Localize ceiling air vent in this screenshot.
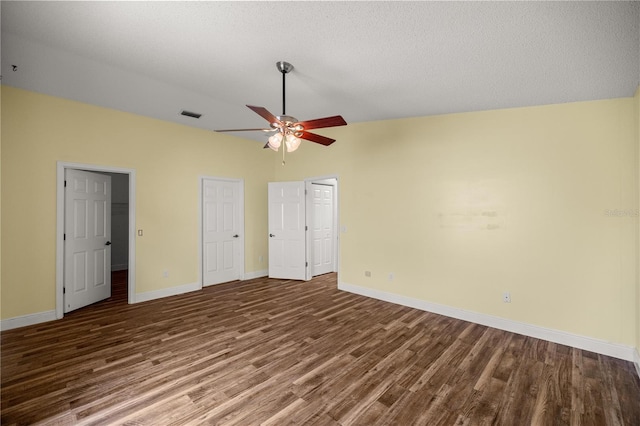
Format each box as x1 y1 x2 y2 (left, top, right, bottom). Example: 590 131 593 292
180 110 202 119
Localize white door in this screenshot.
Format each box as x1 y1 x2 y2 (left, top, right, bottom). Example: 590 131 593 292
268 181 306 280
203 179 242 286
311 183 335 276
64 169 111 313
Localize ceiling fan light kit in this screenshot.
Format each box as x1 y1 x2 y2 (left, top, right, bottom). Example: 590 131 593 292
215 61 347 164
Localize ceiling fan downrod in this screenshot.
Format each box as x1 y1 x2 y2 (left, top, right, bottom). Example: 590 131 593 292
276 61 293 116
276 61 293 165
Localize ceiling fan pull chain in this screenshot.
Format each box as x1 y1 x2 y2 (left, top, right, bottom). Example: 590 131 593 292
282 140 286 165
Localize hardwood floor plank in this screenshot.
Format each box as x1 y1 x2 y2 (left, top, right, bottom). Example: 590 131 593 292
375 385 435 425
473 332 512 392
407 331 470 392
583 376 608 425
495 350 545 424
259 397 307 426
2 271 639 425
598 355 626 426
530 363 564 425
334 347 419 424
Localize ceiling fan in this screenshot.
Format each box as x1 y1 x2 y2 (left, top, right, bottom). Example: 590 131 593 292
215 61 347 157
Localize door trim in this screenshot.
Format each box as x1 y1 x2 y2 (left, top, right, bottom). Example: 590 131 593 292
304 174 339 281
198 176 245 288
56 161 136 319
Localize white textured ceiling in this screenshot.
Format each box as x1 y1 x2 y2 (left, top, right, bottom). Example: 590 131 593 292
2 1 639 143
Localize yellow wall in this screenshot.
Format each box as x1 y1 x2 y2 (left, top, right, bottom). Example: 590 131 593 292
636 86 640 354
2 85 639 352
1 86 272 319
275 97 638 347
0 86 3 321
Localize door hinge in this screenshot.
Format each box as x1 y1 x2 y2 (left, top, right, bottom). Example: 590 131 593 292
64 180 67 187
305 225 308 231
63 287 66 294
305 189 307 195
305 262 308 267
63 233 66 241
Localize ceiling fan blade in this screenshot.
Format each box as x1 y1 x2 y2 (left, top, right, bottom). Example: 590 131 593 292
297 115 347 130
247 105 280 125
300 131 336 146
215 128 273 132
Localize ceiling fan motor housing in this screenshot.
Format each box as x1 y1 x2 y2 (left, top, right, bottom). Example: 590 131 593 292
272 115 303 136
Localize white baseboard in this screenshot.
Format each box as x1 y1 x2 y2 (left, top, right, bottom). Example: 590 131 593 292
1 275 252 331
1 310 57 331
634 348 640 379
338 281 637 363
243 269 268 280
134 281 200 304
111 264 128 271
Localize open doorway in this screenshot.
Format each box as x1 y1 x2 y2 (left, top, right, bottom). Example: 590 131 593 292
105 173 130 273
56 162 136 319
105 172 130 302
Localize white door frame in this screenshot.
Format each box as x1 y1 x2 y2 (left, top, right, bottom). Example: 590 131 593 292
56 161 136 319
199 176 245 287
304 175 339 281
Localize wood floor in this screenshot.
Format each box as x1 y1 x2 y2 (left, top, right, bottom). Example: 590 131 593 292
2 272 639 425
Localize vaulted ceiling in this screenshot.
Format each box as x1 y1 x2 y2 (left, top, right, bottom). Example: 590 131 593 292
2 1 638 143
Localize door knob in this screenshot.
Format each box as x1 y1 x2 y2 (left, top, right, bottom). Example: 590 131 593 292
233 234 239 238
269 234 275 237
105 241 112 246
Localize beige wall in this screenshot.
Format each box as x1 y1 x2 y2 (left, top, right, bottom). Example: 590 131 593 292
2 85 639 353
1 86 272 319
636 86 640 353
274 96 638 347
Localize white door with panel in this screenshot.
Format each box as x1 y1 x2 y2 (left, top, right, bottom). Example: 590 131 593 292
203 179 242 286
268 181 306 280
310 183 335 276
64 169 111 313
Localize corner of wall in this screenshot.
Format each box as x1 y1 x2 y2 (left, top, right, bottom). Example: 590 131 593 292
0 84 3 322
636 84 640 369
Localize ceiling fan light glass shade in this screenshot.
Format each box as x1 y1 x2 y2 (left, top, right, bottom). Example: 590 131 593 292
285 134 301 152
268 132 282 151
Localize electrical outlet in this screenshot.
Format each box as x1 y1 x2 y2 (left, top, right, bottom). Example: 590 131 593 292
364 271 371 277
388 272 394 281
502 292 511 303
163 270 169 278
259 255 263 263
